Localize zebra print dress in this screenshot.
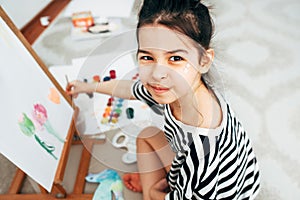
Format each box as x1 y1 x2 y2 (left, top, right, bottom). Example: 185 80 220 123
131 81 261 200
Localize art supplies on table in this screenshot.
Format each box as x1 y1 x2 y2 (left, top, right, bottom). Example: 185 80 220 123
64 0 135 18
71 17 124 41
72 11 94 28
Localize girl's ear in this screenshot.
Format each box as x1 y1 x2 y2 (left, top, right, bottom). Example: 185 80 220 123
199 48 214 74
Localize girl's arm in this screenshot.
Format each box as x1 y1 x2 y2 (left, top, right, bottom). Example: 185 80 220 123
66 79 136 100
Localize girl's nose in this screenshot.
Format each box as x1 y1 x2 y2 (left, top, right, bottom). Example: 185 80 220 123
151 63 168 81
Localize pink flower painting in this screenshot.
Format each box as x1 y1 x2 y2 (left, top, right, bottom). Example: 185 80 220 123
18 113 57 160
32 104 65 143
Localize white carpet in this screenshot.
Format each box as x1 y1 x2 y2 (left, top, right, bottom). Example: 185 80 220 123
209 0 300 199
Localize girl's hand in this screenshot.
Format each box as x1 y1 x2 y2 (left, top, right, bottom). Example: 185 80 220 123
150 178 169 200
65 80 96 98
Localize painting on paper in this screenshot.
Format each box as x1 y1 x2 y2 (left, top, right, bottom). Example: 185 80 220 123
0 15 73 191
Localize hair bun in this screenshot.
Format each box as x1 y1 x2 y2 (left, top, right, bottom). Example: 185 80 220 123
192 0 201 4
190 0 206 8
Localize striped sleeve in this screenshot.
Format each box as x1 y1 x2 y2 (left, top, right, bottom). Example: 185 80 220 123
131 81 164 115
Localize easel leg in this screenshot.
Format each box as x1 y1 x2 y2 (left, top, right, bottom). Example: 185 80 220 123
51 183 67 198
38 184 48 194
8 168 25 194
73 140 93 194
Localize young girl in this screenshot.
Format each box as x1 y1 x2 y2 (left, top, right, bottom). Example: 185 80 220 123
66 0 261 199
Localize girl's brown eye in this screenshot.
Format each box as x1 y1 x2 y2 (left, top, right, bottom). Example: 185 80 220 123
169 56 183 61
140 56 153 61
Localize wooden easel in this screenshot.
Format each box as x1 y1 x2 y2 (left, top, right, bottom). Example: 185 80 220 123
0 6 102 200
1 110 100 200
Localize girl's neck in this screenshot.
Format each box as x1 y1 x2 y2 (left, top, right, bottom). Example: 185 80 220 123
170 82 222 129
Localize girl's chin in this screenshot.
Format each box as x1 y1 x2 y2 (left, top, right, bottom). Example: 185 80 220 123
150 93 177 104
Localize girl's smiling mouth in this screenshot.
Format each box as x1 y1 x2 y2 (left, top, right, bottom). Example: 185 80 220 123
148 83 170 94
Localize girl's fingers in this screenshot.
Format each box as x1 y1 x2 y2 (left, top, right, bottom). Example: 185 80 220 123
66 88 78 99
65 83 74 93
65 81 78 97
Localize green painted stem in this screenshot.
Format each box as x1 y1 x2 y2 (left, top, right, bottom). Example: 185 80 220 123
34 134 58 160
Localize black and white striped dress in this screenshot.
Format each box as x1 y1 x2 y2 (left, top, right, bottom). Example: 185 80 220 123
131 81 261 200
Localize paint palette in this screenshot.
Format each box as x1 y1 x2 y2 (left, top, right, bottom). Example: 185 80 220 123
111 130 137 164
101 97 124 125
100 71 138 126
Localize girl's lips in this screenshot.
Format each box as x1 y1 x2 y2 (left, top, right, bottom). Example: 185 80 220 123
148 84 170 94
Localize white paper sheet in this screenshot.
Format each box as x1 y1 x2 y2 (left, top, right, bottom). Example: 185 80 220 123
0 17 73 192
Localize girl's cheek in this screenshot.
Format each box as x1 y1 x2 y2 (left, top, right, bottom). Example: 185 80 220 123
169 69 194 93
169 69 188 84
139 66 152 82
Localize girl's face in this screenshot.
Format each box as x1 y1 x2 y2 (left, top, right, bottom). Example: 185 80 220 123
137 25 204 104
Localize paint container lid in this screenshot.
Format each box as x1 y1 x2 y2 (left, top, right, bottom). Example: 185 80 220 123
103 76 111 81
126 107 134 119
109 70 116 79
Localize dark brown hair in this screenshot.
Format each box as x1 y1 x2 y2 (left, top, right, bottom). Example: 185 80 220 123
137 0 214 50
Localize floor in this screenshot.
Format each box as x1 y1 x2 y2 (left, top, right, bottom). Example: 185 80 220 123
0 155 36 194
1 0 300 199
